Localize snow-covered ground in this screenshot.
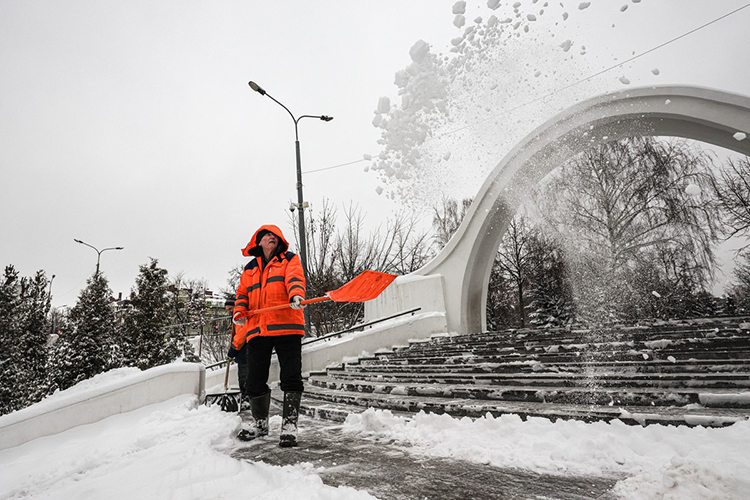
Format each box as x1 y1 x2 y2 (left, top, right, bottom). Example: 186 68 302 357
1 369 749 499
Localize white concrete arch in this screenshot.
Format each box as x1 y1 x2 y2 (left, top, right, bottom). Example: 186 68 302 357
365 85 750 334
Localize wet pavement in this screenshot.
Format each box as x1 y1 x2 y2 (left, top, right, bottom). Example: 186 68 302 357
232 415 620 500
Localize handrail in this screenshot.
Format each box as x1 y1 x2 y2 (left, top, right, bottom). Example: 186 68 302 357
205 359 226 371
202 307 422 370
302 308 422 346
165 315 231 331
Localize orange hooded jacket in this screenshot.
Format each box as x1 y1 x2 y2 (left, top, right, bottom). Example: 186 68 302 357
232 224 306 350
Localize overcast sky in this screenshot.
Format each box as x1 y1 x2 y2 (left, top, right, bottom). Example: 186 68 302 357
1 1 749 308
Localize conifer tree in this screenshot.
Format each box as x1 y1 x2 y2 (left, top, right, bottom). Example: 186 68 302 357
121 259 195 369
526 236 575 328
16 270 51 403
0 266 51 414
48 272 115 392
728 251 750 313
0 266 23 414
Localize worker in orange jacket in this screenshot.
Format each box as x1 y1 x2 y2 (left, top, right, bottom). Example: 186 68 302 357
229 224 306 447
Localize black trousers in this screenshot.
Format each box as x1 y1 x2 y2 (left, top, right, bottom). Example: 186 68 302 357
236 344 249 398
237 362 249 399
245 334 303 397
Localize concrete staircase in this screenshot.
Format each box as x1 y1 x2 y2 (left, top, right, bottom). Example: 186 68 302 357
299 317 750 427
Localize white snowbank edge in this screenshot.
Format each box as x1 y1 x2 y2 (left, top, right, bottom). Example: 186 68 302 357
0 362 205 451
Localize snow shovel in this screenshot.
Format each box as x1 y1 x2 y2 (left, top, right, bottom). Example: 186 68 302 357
235 270 397 318
204 360 240 412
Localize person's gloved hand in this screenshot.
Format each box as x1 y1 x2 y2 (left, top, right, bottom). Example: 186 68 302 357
227 346 238 361
232 312 246 325
290 295 304 310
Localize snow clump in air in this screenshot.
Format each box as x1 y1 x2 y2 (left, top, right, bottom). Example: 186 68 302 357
685 183 701 196
368 0 647 206
409 40 431 63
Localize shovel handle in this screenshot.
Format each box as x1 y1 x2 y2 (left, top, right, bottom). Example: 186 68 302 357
223 361 231 391
237 296 330 318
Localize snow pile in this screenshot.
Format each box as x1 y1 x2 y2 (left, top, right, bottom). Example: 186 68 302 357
39 367 142 403
343 408 750 499
368 0 651 206
0 396 375 500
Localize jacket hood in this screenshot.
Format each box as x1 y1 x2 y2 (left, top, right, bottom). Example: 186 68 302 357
241 224 290 257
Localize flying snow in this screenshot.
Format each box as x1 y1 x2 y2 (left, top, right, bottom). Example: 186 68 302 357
685 183 702 196
367 0 669 206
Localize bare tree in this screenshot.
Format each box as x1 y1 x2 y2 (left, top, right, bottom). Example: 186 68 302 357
542 138 719 272
304 200 351 336
712 156 750 242
219 264 244 298
432 197 473 250
535 137 721 321
292 201 433 336
495 217 538 328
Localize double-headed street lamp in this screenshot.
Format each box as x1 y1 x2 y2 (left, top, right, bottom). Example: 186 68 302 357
247 80 333 279
73 239 124 275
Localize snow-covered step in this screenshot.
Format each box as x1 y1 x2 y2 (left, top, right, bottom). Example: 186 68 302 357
301 383 750 428
361 348 750 368
412 330 748 352
378 335 750 358
426 322 750 347
306 375 750 409
346 358 750 375
314 369 750 390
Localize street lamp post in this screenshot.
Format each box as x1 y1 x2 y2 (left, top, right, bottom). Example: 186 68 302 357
247 80 333 279
73 239 124 275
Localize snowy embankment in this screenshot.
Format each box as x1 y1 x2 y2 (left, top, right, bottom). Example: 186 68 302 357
0 363 205 450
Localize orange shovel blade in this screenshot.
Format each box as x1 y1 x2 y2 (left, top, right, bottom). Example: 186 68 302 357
237 270 397 317
325 270 397 302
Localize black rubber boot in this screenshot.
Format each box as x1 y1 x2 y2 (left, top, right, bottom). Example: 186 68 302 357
279 391 302 448
238 363 250 410
238 391 270 441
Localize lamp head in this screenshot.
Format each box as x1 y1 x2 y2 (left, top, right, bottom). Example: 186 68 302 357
320 115 333 122
115 247 124 250
248 81 266 96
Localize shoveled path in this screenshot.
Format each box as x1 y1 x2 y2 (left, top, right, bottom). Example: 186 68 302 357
231 414 619 500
